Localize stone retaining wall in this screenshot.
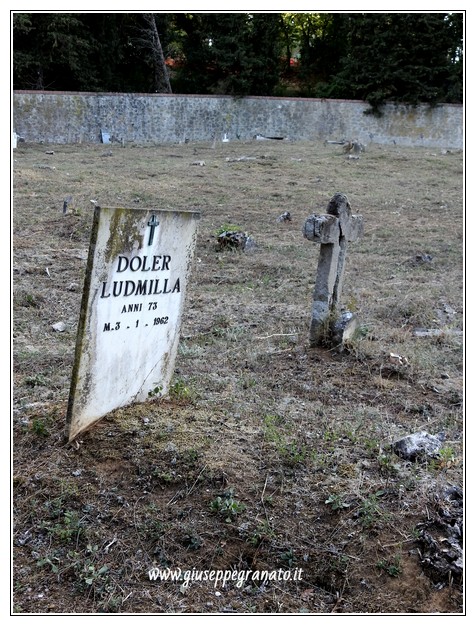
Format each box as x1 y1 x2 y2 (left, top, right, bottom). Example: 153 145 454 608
13 91 463 149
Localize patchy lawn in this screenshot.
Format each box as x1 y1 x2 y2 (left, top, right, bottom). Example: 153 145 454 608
12 139 463 614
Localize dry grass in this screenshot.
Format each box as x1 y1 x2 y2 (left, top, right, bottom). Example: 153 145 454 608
12 139 463 614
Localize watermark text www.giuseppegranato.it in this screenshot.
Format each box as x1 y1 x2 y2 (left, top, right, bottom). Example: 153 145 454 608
148 567 304 589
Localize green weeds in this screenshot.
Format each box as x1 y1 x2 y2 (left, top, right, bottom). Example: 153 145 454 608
358 492 387 529
210 490 246 522
169 377 197 402
262 414 313 467
325 493 351 512
377 554 402 577
41 509 85 543
215 223 242 236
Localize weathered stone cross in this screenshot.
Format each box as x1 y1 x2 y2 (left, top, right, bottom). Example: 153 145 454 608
303 192 364 346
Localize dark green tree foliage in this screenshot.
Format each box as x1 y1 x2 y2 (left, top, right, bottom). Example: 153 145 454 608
12 13 172 93
324 13 463 112
313 14 351 84
444 12 464 102
12 11 463 107
79 13 152 93
292 14 322 95
168 13 282 96
13 13 94 90
76 13 135 92
125 13 176 93
245 14 282 96
168 14 209 94
281 13 351 96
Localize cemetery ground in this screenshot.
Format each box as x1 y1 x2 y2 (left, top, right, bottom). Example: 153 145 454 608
12 138 463 614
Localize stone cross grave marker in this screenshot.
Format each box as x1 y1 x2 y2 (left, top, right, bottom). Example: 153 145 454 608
303 192 363 347
66 206 200 442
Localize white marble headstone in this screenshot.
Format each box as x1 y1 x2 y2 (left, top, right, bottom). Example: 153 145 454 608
66 206 200 441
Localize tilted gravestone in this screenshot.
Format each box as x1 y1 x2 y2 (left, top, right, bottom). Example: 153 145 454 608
303 193 363 347
66 206 200 441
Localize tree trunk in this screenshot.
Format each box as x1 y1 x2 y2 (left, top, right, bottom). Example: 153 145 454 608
143 13 172 94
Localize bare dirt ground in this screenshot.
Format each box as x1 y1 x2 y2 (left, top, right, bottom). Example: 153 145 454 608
12 138 463 614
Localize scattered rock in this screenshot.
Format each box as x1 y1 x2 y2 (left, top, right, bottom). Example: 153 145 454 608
388 352 409 366
276 211 292 222
379 352 410 377
401 253 434 267
416 484 463 585
191 161 205 166
332 311 359 347
216 230 256 251
413 328 463 338
324 139 344 144
225 156 257 163
343 140 365 155
243 236 257 252
51 322 67 332
415 253 433 263
255 134 285 141
16 530 32 546
165 442 178 453
434 303 457 326
392 431 445 461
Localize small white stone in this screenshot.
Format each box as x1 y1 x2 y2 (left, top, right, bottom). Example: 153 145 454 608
51 322 67 332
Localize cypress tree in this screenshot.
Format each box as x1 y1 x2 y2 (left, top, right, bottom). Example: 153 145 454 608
326 13 463 113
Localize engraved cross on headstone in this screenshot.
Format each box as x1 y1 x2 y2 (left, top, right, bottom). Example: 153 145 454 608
147 214 159 245
303 193 364 346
